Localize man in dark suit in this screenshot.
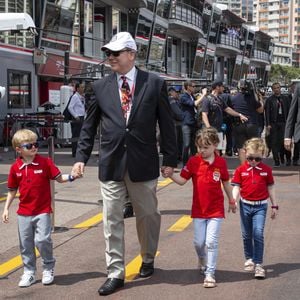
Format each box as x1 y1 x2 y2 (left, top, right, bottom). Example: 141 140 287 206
265 82 291 166
285 83 300 166
71 32 177 296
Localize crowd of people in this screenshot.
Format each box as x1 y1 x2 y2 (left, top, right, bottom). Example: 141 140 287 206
168 80 299 168
2 31 300 296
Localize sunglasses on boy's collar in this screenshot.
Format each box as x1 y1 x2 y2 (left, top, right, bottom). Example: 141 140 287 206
20 142 39 150
104 49 131 57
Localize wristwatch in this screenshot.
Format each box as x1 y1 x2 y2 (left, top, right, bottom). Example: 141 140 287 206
271 205 279 210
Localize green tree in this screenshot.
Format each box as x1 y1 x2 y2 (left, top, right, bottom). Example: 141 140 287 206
270 64 300 84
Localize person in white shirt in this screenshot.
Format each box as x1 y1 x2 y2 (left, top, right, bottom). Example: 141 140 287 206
68 83 85 157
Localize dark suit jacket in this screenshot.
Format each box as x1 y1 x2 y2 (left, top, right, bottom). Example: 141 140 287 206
180 92 196 126
285 93 300 143
265 94 291 126
75 68 177 182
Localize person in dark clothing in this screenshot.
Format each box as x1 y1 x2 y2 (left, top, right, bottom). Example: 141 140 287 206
179 81 198 165
284 83 300 166
168 87 183 161
231 80 264 163
201 80 248 155
265 82 291 167
220 89 234 156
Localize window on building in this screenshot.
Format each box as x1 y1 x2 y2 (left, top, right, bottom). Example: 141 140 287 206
7 70 31 109
84 0 93 33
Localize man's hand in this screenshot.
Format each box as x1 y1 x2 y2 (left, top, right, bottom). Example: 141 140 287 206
239 114 248 123
71 162 85 178
161 166 174 178
284 138 292 151
201 88 208 96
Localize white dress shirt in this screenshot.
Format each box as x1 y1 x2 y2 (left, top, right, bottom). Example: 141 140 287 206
68 92 85 118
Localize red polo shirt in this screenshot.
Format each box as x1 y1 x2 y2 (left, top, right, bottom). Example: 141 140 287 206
231 162 274 201
180 154 229 218
7 154 61 216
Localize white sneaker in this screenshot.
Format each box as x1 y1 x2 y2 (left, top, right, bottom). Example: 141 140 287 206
244 258 255 272
42 269 54 285
198 257 206 274
254 264 265 279
18 272 36 287
203 274 216 288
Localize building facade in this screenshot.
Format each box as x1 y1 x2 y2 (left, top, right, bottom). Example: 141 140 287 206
0 0 272 123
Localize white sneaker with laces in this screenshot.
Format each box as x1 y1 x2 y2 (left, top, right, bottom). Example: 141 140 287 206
244 258 255 272
254 264 265 279
18 272 36 287
203 274 216 288
42 269 55 285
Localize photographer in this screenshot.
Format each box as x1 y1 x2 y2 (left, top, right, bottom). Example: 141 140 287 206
201 80 248 154
231 80 264 163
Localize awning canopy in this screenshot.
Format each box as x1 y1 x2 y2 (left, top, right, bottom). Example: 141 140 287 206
0 13 36 31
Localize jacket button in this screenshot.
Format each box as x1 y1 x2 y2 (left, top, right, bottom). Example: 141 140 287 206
126 128 129 132
124 144 127 148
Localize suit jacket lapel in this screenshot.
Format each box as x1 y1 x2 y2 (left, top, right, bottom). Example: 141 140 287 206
128 69 147 122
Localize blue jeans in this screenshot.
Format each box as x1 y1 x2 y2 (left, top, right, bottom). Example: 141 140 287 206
182 124 196 165
239 201 267 264
193 218 223 276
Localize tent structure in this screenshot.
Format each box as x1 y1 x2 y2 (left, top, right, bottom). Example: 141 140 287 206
0 13 37 34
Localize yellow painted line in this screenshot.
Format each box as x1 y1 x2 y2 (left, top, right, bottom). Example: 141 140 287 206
0 248 39 276
167 215 192 232
158 178 173 187
0 193 20 202
0 181 7 185
73 213 103 228
125 251 160 282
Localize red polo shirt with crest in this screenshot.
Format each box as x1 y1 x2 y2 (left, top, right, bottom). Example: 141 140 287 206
7 154 61 216
231 161 274 201
180 154 229 218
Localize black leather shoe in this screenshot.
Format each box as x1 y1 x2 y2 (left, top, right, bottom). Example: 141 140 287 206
139 262 154 278
98 278 124 296
123 202 134 219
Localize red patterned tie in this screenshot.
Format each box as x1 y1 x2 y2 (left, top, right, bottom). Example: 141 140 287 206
121 76 131 119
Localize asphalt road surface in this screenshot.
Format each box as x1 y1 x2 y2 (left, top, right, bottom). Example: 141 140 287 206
0 149 299 300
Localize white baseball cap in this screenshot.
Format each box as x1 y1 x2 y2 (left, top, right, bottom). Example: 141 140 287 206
101 32 137 52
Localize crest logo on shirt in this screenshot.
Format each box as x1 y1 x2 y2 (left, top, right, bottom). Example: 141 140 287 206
241 172 249 176
213 169 220 181
260 172 267 176
34 170 43 174
16 173 22 177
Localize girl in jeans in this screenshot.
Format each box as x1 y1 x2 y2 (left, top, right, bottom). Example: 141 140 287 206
232 138 278 279
162 127 236 288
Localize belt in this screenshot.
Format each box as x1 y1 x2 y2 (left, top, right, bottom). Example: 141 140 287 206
241 198 268 206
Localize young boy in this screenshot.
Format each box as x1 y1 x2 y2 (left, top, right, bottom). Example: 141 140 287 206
162 127 237 288
231 138 278 279
2 129 76 287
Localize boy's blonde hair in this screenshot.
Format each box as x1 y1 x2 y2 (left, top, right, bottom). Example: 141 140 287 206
12 129 38 149
195 127 220 148
244 138 266 154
